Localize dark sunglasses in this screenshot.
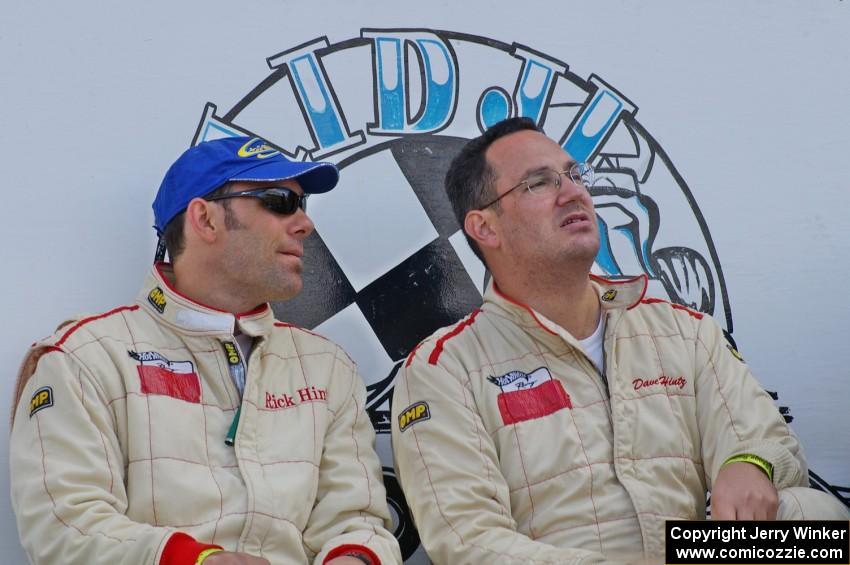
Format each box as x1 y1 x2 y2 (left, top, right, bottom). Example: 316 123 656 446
205 187 308 215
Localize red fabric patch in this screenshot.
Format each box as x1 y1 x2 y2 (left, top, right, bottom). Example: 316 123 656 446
323 543 381 565
159 532 220 565
497 379 571 425
137 365 201 403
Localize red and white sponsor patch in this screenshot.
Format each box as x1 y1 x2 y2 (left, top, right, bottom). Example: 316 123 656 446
129 350 201 403
487 367 572 425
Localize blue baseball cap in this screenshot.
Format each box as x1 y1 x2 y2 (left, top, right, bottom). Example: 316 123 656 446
152 136 339 234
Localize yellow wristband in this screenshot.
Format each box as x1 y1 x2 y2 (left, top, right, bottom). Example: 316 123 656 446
722 453 774 482
196 548 223 564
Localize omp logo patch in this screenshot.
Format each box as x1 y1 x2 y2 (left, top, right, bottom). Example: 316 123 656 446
128 350 200 403
601 289 618 302
29 386 53 417
147 287 167 314
222 341 241 366
398 401 430 432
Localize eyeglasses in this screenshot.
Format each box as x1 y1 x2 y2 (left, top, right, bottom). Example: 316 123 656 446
205 187 308 215
478 162 594 210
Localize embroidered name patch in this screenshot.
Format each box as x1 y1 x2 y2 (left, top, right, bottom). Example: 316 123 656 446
30 386 54 417
632 375 687 391
264 387 327 409
487 367 571 425
398 401 430 432
129 350 200 403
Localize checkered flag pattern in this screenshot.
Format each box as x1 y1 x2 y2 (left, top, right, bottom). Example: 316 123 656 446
272 136 486 404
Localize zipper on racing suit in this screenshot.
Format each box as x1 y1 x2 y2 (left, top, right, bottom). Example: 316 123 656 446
221 339 247 446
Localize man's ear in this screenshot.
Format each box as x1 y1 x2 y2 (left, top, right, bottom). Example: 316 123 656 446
464 209 500 252
184 198 222 244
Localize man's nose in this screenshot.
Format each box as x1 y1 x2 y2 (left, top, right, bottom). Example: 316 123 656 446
290 209 315 238
555 174 589 205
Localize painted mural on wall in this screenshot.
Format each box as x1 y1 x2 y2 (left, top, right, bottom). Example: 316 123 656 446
187 29 849 561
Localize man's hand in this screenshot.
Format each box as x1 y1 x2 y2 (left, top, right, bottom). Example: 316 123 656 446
204 551 271 564
326 558 371 565
711 461 778 520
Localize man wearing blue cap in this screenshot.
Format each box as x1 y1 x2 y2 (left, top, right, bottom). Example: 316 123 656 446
10 137 402 565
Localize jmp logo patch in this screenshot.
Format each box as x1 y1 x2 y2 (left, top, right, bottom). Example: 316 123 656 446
398 401 430 432
128 350 200 403
488 367 571 425
29 386 54 417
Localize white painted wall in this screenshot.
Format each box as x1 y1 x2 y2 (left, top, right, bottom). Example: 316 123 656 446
2 1 848 562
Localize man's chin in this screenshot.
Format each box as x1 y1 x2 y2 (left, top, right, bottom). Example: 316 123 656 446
273 279 303 303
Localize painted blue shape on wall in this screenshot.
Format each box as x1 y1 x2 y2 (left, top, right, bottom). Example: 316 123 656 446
411 38 455 131
267 38 364 159
564 92 623 162
364 31 457 134
290 54 346 147
374 37 405 131
517 61 552 122
510 47 567 126
595 216 620 276
479 88 511 130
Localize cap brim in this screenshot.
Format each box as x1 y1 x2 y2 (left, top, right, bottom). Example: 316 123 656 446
229 160 339 194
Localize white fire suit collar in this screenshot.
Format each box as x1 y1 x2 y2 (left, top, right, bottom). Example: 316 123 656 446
485 273 648 339
136 263 276 337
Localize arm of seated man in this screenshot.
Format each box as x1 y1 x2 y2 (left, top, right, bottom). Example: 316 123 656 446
693 316 807 518
711 461 778 520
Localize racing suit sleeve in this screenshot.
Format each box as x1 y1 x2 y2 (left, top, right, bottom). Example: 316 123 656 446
9 346 213 565
304 351 402 565
693 315 808 490
392 352 616 565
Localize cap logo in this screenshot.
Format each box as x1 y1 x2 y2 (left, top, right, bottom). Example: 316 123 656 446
237 138 281 160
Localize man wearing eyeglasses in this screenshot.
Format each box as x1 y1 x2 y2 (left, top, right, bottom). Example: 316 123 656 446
10 137 402 565
391 117 848 564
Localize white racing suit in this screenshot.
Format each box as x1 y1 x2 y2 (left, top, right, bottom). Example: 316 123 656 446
11 264 402 565
392 274 847 564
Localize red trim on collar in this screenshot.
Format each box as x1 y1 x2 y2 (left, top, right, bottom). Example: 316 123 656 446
589 273 648 310
54 306 139 348
640 297 704 319
405 341 424 367
491 283 558 336
154 262 270 318
428 309 482 366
